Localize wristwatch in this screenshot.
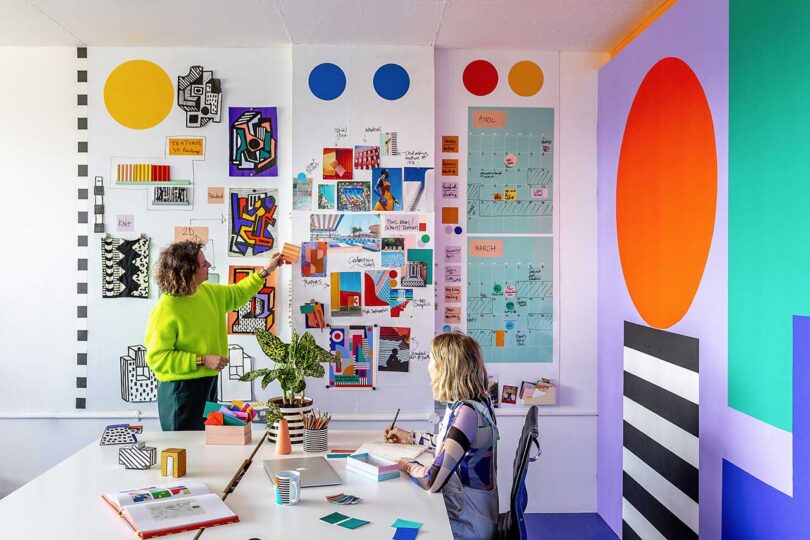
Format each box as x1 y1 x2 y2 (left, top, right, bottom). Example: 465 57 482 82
258 267 269 278
195 356 204 366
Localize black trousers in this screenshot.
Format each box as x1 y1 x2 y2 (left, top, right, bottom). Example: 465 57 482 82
157 376 217 431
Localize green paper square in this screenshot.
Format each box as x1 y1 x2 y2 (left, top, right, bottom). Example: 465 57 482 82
338 517 369 530
202 401 222 419
391 518 423 529
320 512 350 524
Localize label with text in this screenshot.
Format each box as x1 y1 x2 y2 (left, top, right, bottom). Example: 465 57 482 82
441 159 459 177
441 136 459 153
442 182 459 199
167 137 205 156
384 214 420 233
207 187 224 204
471 110 506 128
174 226 209 244
469 240 503 257
116 215 134 232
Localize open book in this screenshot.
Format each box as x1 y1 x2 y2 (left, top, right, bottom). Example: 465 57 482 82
102 481 238 539
354 439 428 462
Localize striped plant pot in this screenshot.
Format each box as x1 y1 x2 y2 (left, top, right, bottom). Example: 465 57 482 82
303 428 329 453
266 397 313 444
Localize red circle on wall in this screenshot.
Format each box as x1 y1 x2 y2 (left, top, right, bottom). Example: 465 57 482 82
389 270 398 278
616 57 717 329
463 60 498 96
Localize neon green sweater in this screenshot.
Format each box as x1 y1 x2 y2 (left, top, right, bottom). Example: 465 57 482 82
145 272 264 382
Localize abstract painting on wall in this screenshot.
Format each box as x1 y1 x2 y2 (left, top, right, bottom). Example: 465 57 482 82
227 266 277 335
323 148 353 180
177 65 222 128
229 188 279 256
329 326 374 388
622 322 699 540
378 326 410 372
364 270 392 307
229 107 278 176
102 234 150 298
301 301 326 329
330 272 362 317
301 241 327 277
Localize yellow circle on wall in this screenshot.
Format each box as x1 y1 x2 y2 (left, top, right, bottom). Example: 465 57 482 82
508 61 544 97
104 60 173 130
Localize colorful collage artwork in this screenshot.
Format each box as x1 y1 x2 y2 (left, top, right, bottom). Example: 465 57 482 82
323 148 354 180
227 266 276 335
337 181 371 212
318 184 336 209
229 188 279 256
301 241 327 277
229 107 278 177
379 326 410 372
330 272 362 317
329 326 374 388
364 270 392 307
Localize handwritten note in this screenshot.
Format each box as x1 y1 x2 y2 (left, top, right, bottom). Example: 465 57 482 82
445 246 462 263
402 149 429 166
442 182 459 199
445 286 461 303
531 187 548 199
167 137 205 156
441 159 459 177
471 110 506 128
469 240 503 257
445 265 462 283
207 187 224 204
444 307 461 324
116 215 134 232
441 136 459 153
174 226 209 244
384 214 420 233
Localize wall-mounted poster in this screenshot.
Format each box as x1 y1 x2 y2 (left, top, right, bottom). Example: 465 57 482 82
229 188 279 256
229 107 278 177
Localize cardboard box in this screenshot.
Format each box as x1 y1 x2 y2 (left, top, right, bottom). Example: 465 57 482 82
205 423 252 445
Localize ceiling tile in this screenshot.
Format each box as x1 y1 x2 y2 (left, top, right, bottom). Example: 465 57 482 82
0 0 80 46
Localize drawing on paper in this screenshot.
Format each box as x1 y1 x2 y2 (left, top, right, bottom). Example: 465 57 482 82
317 184 335 209
229 107 278 176
330 272 362 317
229 188 279 256
148 500 205 522
323 148 353 179
293 174 313 210
380 132 399 156
152 186 191 206
389 288 413 318
372 168 403 211
177 66 222 128
227 266 276 334
403 167 433 212
354 145 380 170
364 270 392 307
337 181 371 212
102 234 150 298
120 345 157 403
301 241 328 277
218 344 254 401
310 214 380 252
329 326 374 388
467 237 552 363
467 107 554 234
379 326 410 372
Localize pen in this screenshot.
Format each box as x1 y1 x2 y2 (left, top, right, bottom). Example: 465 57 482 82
389 408 400 433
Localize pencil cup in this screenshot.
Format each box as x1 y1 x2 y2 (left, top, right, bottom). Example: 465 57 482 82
303 428 329 453
274 470 301 506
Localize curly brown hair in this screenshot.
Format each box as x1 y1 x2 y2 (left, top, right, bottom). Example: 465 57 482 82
155 241 204 296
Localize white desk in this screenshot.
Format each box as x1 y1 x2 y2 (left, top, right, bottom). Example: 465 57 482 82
0 429 452 539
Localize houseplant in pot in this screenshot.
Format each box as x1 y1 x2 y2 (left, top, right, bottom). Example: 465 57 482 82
240 328 332 443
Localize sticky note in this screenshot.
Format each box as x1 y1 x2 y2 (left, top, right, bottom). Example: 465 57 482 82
469 240 504 258
338 517 370 529
391 518 423 529
207 187 224 204
320 512 350 524
441 159 459 177
441 135 459 153
441 207 459 224
393 527 419 540
174 226 209 244
495 330 506 347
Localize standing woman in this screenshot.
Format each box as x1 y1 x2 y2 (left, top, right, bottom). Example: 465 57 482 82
385 333 499 539
146 241 284 431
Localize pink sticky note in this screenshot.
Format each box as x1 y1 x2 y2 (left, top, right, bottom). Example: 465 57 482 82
469 240 503 258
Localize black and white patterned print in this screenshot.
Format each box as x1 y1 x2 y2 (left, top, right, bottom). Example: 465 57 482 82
102 234 150 298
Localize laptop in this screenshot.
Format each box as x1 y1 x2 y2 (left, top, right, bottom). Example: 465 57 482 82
263 456 343 488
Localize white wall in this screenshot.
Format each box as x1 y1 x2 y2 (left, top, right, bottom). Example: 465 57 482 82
0 48 605 512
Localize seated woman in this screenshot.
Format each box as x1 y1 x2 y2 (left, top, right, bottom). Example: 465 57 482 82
385 332 499 540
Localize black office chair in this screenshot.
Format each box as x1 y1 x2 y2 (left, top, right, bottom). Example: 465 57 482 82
497 406 541 540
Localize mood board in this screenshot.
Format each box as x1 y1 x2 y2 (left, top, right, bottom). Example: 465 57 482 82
84 46 436 415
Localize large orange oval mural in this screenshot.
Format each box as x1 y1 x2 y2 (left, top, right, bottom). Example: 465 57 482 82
617 57 717 329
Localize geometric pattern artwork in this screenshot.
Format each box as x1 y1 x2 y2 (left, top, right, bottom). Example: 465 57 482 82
177 65 222 128
100 423 143 446
102 234 150 298
120 345 157 403
227 266 276 335
328 326 374 388
363 270 391 306
119 442 157 470
218 344 254 402
229 107 278 177
722 315 810 539
622 322 699 540
228 188 279 256
378 326 410 372
301 241 327 277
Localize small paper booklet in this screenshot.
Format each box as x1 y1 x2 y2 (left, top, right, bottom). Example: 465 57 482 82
101 481 239 539
354 439 428 462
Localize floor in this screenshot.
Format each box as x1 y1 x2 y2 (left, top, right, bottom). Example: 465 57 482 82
525 513 618 540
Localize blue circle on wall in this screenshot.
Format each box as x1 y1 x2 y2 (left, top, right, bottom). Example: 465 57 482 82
442 325 452 333
373 64 410 100
308 63 346 101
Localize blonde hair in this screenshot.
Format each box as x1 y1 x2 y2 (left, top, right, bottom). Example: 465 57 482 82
430 332 489 402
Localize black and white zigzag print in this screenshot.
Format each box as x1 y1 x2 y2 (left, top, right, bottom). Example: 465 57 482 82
102 234 150 298
76 46 89 409
622 321 699 540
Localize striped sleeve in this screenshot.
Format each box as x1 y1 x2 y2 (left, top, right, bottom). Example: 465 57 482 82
405 404 478 493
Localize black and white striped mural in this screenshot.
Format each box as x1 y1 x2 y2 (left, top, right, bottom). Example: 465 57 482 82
76 46 89 409
622 321 699 540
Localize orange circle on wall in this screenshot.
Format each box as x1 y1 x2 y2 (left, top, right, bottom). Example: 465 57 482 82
616 57 717 329
508 60 544 97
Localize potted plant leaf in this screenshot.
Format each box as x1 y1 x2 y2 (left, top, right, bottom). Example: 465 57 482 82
240 328 332 443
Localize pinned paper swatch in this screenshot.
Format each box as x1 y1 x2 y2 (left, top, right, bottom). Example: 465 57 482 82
442 207 459 224
282 243 301 263
207 187 224 204
441 159 459 176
